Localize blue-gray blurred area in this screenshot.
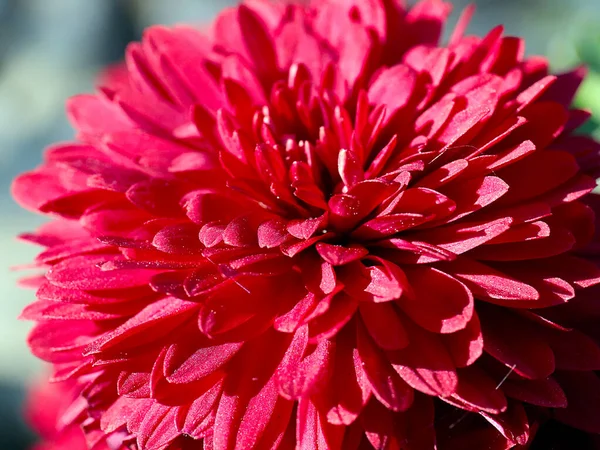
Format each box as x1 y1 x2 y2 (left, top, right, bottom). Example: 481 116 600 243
0 1 598 449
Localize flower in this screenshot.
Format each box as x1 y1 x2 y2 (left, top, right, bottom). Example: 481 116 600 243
25 376 129 450
12 0 600 448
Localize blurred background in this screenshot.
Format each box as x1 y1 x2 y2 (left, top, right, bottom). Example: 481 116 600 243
0 0 599 449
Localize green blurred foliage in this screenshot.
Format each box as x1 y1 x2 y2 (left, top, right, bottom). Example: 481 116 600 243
560 22 600 137
575 71 600 137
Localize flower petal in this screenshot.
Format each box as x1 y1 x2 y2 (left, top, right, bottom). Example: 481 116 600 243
399 267 474 334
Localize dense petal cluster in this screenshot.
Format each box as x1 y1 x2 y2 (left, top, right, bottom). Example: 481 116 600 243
25 377 128 450
13 0 600 448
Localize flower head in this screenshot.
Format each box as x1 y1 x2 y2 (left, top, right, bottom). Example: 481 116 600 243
13 0 600 448
25 377 128 450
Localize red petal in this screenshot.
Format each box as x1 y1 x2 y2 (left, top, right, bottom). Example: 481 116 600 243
36 280 149 305
223 215 260 247
323 327 371 425
338 148 364 189
356 319 414 412
444 257 539 302
213 331 291 450
21 300 132 322
553 371 600 433
410 217 512 255
481 401 530 447
47 255 162 291
86 297 197 354
298 255 338 294
359 302 409 350
238 4 278 77
471 222 575 261
276 326 334 400
28 320 99 363
440 176 509 223
296 398 345 450
485 220 550 245
35 238 108 265
488 261 575 308
126 179 185 217
360 399 395 450
257 219 290 248
365 258 410 303
235 376 294 450
390 319 458 396
274 293 318 333
137 403 179 450
478 305 555 379
540 67 586 106
287 214 328 240
153 223 202 255
416 159 469 190
222 56 266 106
81 204 151 236
197 278 281 339
177 381 222 438
487 140 536 171
395 393 437 450
368 64 417 121
145 27 222 110
40 190 117 219
540 328 600 371
404 0 451 46
450 366 507 414
443 313 484 367
502 377 567 408
164 341 243 384
101 396 137 433
496 150 579 205
12 169 69 212
382 187 456 223
67 94 131 135
352 213 427 240
436 77 501 149
399 267 474 334
316 243 368 266
308 293 358 341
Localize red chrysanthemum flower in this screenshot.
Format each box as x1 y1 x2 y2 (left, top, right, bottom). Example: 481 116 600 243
13 0 600 448
25 376 129 450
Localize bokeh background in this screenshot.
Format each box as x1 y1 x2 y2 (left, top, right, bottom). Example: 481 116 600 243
1 1 599 449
